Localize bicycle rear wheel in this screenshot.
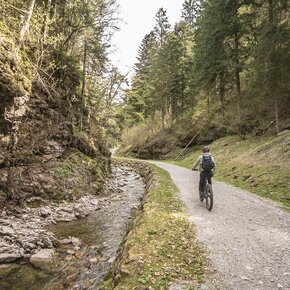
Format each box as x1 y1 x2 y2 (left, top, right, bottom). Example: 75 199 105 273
205 181 213 211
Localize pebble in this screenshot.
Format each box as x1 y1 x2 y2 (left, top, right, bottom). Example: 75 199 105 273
246 265 254 271
59 238 71 244
0 226 15 235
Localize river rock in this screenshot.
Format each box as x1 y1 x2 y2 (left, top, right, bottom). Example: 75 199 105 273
39 208 51 218
22 242 37 251
0 253 22 263
30 249 55 264
0 226 16 236
71 237 81 246
59 238 71 244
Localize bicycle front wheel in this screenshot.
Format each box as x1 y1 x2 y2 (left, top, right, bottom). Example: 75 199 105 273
205 182 213 211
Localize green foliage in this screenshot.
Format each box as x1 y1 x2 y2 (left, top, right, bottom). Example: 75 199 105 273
0 0 121 140
181 0 201 28
120 112 164 151
121 0 290 150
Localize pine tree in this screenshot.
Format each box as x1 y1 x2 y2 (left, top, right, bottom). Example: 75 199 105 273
249 0 290 134
181 0 201 28
153 8 171 131
194 0 229 114
164 22 195 125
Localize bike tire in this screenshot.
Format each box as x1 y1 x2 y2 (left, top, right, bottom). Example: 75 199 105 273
205 182 213 211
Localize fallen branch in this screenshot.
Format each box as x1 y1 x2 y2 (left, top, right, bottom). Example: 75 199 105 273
174 131 200 160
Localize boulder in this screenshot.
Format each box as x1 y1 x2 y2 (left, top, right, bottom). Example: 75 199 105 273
59 238 71 244
30 249 55 264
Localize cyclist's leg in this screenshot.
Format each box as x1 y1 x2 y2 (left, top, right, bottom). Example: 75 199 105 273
200 171 206 193
207 171 213 184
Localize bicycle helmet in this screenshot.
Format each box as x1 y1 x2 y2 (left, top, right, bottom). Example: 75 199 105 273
202 146 210 153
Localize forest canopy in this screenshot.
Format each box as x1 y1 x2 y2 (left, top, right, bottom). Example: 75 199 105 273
121 0 290 153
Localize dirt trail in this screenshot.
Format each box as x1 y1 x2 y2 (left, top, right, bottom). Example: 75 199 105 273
150 161 290 290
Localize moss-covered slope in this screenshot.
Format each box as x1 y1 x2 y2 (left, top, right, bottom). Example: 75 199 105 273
0 38 111 207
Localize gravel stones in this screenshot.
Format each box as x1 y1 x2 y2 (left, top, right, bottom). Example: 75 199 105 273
0 164 145 267
0 195 101 264
0 226 15 236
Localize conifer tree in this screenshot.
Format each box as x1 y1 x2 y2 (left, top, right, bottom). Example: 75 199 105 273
153 8 171 131
181 0 201 28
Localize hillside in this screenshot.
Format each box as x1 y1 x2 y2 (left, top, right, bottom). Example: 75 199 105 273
168 133 290 208
0 40 111 209
0 0 119 209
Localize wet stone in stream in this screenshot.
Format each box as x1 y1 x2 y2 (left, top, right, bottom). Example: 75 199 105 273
0 165 146 290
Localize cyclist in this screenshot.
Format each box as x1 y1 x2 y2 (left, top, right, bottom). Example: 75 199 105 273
192 146 215 201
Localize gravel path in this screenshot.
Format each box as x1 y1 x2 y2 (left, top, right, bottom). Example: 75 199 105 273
150 162 290 290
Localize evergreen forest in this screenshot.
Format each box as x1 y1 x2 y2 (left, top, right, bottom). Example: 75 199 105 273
121 0 290 158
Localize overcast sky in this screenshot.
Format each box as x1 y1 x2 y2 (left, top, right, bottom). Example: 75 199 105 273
110 0 185 76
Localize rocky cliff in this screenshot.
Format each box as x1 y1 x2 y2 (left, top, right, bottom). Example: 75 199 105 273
0 38 111 209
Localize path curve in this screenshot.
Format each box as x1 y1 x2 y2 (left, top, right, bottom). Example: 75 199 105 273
149 161 290 290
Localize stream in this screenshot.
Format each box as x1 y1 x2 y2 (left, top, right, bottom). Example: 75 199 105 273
0 165 146 290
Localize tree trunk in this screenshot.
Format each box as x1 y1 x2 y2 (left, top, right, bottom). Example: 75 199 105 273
274 94 279 135
207 90 210 108
80 41 87 131
234 31 242 135
162 106 165 132
268 0 279 135
268 0 273 22
50 0 56 19
19 0 36 44
219 72 225 118
170 103 174 128
38 0 51 68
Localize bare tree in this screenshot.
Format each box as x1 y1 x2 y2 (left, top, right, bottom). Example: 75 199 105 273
80 40 88 131
19 0 36 44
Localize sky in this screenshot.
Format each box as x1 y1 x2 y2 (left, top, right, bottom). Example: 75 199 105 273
110 0 185 76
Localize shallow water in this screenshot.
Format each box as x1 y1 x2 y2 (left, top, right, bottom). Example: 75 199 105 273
0 166 145 290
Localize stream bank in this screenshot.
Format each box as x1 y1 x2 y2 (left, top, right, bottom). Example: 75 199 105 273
101 163 205 290
0 162 148 289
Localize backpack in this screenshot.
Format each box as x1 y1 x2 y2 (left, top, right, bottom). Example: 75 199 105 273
201 155 214 172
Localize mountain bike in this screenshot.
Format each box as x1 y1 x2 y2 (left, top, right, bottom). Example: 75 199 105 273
194 169 214 211
202 177 213 211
